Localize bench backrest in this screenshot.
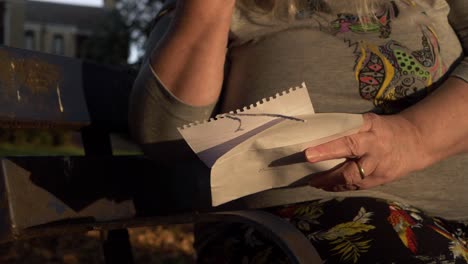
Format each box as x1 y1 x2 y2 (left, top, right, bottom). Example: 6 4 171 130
0 45 136 132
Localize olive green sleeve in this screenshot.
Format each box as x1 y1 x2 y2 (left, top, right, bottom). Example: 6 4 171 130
128 10 217 160
129 62 217 142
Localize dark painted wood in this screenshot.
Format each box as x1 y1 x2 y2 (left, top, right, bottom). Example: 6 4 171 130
0 46 320 263
102 229 134 264
81 61 137 133
0 46 90 128
1 156 203 215
0 160 13 242
0 3 4 45
0 46 137 131
0 155 226 242
79 94 134 264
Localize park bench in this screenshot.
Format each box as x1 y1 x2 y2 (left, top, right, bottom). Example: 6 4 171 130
0 45 322 263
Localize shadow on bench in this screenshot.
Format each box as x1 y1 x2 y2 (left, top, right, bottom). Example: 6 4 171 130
0 45 321 263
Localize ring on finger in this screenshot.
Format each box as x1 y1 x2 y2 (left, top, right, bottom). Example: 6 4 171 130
352 160 366 180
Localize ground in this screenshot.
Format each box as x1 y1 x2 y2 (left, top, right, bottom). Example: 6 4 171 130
0 225 195 264
0 135 195 263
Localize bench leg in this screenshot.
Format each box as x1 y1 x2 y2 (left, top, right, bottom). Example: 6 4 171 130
101 229 134 264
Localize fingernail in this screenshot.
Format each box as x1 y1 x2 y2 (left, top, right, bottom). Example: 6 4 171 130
305 148 321 162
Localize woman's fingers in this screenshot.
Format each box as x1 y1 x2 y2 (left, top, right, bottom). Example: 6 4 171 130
357 176 388 190
306 113 421 191
309 156 379 191
305 132 376 163
307 163 347 188
304 113 378 163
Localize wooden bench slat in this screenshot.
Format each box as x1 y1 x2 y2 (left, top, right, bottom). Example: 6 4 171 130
0 46 90 128
0 46 137 132
0 156 209 242
82 61 137 133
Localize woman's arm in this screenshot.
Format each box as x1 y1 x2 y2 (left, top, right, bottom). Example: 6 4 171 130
305 77 468 191
305 0 468 191
400 77 468 168
129 0 235 161
151 0 236 106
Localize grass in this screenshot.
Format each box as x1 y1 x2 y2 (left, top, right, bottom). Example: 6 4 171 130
0 143 85 156
0 225 195 264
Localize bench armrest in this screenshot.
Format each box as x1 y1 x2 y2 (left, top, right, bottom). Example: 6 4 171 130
200 210 323 264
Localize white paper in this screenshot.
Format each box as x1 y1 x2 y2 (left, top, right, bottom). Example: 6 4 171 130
178 82 314 167
178 83 363 206
211 113 363 205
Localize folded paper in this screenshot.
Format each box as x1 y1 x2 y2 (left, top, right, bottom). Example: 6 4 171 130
178 83 363 206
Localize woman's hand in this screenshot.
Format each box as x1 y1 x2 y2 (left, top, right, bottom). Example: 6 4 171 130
305 113 428 191
305 77 468 192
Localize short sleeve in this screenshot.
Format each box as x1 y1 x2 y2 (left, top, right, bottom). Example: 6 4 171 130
128 9 217 161
129 62 216 144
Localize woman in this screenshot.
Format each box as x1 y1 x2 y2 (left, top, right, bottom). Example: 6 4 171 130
129 0 468 262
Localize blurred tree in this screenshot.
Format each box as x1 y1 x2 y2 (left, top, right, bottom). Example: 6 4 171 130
116 0 164 65
79 9 131 65
80 0 164 65
0 1 166 152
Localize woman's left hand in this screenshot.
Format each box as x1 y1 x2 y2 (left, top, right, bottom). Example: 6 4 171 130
305 112 428 191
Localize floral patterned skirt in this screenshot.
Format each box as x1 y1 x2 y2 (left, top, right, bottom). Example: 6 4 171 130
195 197 468 264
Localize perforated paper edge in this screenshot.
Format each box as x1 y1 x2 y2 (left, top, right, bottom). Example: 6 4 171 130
178 82 308 130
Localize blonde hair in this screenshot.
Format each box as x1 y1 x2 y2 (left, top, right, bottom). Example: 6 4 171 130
236 0 388 21
236 0 306 19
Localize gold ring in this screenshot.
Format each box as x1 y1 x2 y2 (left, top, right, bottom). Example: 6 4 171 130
354 160 366 180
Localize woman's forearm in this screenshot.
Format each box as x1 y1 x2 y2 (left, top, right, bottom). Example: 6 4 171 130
150 0 236 106
305 76 468 190
399 77 468 169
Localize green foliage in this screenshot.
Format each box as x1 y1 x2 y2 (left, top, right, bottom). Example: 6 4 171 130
79 10 131 65
0 143 84 156
116 0 164 64
0 128 82 156
79 0 164 65
309 207 376 263
294 202 324 222
330 237 372 263
0 128 74 146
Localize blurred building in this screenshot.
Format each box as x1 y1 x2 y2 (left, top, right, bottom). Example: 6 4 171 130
0 0 26 48
0 2 4 45
1 0 115 58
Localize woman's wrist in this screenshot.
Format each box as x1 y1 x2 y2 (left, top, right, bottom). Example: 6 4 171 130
387 113 432 173
397 77 468 170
